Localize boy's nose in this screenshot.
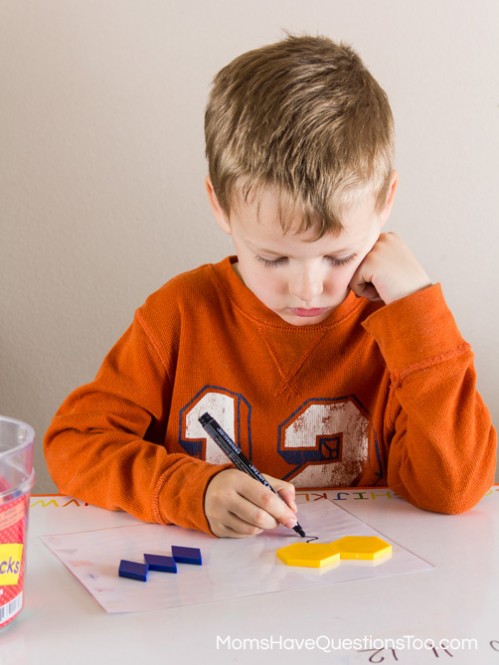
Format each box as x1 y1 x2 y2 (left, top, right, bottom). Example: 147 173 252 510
289 267 324 302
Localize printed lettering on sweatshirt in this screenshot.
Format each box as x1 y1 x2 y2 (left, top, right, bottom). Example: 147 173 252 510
180 387 369 488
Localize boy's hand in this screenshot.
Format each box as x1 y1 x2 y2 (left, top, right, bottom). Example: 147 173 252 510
204 468 298 538
349 232 432 305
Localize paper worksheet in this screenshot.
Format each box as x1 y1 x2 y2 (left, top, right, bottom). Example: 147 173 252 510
40 499 432 613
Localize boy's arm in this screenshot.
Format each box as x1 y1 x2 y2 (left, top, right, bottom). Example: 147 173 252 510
358 248 496 512
44 314 230 534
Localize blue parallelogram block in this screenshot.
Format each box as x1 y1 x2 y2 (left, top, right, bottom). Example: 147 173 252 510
171 545 202 565
119 559 149 581
144 553 178 573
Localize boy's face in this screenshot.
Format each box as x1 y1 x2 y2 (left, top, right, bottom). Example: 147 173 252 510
207 179 396 326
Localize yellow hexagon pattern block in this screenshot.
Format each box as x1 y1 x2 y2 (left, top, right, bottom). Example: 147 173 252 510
276 542 341 568
277 536 393 568
333 536 392 561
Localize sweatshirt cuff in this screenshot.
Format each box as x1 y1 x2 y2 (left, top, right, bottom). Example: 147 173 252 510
154 458 232 535
361 284 468 375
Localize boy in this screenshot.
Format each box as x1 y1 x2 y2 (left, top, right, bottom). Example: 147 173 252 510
44 35 496 538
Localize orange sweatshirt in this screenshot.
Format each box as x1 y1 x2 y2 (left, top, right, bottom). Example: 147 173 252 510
44 257 496 534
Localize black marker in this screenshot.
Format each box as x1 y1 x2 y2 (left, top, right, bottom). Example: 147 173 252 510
199 412 306 538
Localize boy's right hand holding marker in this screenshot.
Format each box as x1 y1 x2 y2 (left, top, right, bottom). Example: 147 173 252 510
205 469 298 538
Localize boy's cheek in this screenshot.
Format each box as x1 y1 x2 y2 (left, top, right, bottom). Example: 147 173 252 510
343 258 366 284
349 245 376 275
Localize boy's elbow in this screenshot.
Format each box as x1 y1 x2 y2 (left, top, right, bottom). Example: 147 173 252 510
392 460 495 515
427 492 487 515
394 488 482 516
43 423 77 493
395 474 494 516
393 429 497 515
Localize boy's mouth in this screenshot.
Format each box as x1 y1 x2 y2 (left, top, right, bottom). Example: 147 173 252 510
289 308 329 318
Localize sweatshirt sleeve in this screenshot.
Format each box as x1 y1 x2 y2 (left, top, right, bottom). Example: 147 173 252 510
362 284 496 514
43 308 230 535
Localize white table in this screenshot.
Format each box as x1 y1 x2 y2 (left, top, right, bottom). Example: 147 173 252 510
2 488 499 665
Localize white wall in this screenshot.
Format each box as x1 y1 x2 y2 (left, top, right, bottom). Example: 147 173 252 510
1 0 498 492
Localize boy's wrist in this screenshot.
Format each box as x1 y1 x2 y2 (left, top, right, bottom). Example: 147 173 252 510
380 277 433 306
154 459 233 535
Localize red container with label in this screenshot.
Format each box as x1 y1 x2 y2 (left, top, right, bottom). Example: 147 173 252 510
0 417 35 630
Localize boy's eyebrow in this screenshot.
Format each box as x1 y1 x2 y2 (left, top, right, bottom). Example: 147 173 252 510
254 245 356 257
254 247 286 257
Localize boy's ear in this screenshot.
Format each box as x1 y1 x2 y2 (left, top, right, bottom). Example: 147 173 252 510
205 176 232 234
380 171 399 225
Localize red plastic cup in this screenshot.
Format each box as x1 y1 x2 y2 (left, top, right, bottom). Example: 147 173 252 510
0 417 35 630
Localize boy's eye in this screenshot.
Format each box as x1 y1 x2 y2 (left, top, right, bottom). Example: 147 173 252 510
325 254 357 267
256 256 288 267
256 254 357 268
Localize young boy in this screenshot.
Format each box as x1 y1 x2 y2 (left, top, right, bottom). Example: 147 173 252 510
44 34 496 538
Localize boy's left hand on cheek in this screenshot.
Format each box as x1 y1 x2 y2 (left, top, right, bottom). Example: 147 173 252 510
349 232 432 305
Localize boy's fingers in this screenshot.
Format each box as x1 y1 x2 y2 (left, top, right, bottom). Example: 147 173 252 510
233 501 297 532
349 257 382 302
205 469 299 537
262 473 298 513
349 232 431 305
210 514 264 538
240 476 297 526
349 278 382 302
276 487 297 513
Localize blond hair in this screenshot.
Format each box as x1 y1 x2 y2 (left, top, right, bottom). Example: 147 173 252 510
204 34 394 237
